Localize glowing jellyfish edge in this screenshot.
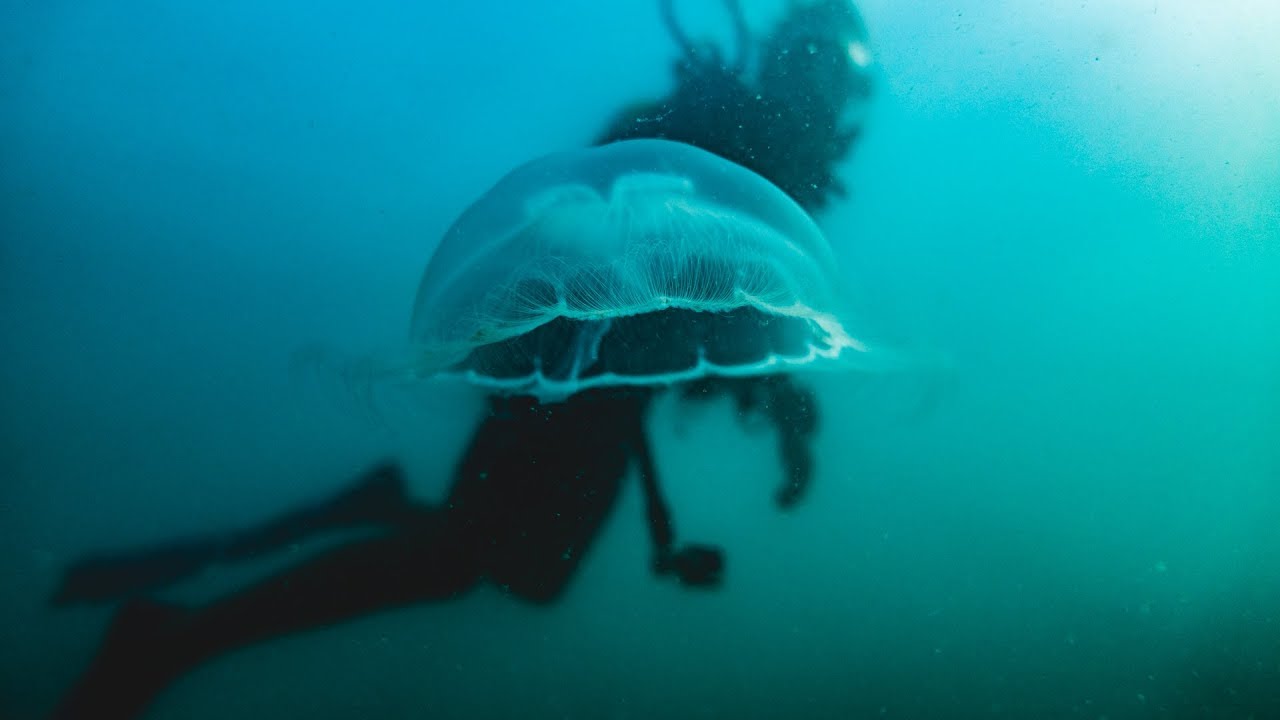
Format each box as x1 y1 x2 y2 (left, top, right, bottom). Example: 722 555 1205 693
404 139 874 400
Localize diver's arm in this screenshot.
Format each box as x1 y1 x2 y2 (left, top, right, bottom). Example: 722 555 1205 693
633 426 675 564
775 428 813 509
632 423 724 588
677 376 818 509
766 378 819 509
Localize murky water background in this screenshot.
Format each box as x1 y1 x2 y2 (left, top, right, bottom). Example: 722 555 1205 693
2 1 1278 717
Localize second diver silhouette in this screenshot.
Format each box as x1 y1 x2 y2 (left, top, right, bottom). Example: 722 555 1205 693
50 1 871 717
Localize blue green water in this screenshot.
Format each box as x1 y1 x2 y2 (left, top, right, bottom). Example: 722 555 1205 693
2 1 1278 718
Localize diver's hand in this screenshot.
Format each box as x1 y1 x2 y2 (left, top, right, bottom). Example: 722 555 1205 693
654 544 724 588
774 430 813 510
775 481 804 509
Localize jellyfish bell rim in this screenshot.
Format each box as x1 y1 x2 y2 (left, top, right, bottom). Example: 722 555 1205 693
410 287 865 370
424 326 952 406
400 137 888 403
407 296 878 404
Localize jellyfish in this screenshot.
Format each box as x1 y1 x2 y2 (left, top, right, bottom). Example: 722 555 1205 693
405 138 876 402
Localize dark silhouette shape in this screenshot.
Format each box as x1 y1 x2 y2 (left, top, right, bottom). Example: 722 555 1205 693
50 1 868 717
599 0 873 212
51 389 727 718
50 464 414 607
679 375 820 509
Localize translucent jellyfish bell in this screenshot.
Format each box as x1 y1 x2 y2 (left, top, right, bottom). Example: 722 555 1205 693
408 139 873 401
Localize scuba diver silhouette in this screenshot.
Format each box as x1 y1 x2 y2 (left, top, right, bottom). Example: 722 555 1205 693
49 1 873 717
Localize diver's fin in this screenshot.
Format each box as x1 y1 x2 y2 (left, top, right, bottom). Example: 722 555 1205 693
50 599 189 719
50 539 225 607
50 463 413 606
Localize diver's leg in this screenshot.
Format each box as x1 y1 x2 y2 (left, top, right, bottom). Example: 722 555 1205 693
51 462 416 606
218 461 417 559
52 537 228 607
51 518 479 720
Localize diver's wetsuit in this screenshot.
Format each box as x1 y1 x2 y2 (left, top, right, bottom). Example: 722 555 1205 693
50 2 863 717
52 388 720 719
